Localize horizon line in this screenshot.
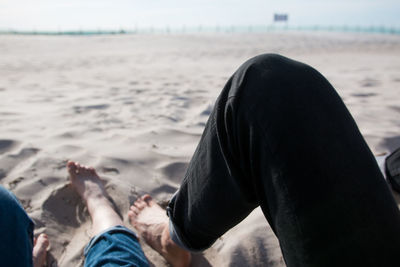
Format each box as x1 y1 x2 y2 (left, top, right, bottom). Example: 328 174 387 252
1 24 399 36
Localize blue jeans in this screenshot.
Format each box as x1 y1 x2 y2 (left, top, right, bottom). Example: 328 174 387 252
0 185 34 266
84 226 149 267
0 186 149 267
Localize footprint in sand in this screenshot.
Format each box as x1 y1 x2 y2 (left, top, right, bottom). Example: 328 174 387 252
54 159 69 170
360 78 380 87
158 162 188 184
20 198 32 212
0 147 40 180
0 169 5 180
379 136 400 152
151 184 178 197
73 104 110 114
351 92 377 98
129 81 139 85
42 185 86 228
8 176 24 190
390 106 400 113
0 139 19 155
129 88 145 94
101 167 120 175
200 104 213 116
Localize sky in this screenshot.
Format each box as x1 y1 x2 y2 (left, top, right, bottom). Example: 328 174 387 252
0 0 399 31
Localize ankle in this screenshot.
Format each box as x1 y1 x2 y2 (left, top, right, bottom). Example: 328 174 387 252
84 188 107 204
86 195 112 216
161 223 191 267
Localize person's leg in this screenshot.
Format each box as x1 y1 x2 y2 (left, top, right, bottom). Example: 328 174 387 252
163 54 400 266
68 161 123 235
0 185 49 267
67 161 149 267
0 185 34 266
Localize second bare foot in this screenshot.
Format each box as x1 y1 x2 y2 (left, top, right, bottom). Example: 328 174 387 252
32 233 49 267
129 195 191 267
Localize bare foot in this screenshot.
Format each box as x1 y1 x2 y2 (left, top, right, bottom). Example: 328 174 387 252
67 161 106 202
129 195 191 267
32 233 49 267
67 161 123 235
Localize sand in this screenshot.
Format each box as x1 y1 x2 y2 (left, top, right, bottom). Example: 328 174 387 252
0 32 400 266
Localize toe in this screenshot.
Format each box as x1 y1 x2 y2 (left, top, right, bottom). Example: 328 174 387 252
128 210 137 219
81 166 92 175
75 163 87 174
67 161 75 168
38 233 49 247
128 210 138 226
90 167 99 177
142 194 155 206
33 233 49 253
84 165 94 172
67 161 77 176
142 194 152 202
134 199 146 210
130 206 140 215
33 233 49 267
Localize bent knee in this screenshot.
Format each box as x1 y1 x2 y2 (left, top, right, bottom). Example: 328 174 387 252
0 186 28 217
230 53 334 105
241 53 325 87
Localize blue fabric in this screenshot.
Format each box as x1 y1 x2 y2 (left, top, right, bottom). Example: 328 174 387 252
84 225 149 267
0 185 34 267
167 191 204 253
0 186 149 266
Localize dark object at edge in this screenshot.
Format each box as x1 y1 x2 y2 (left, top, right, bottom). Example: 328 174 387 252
386 147 400 193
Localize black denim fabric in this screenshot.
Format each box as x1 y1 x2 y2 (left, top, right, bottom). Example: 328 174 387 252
386 147 400 193
167 54 400 267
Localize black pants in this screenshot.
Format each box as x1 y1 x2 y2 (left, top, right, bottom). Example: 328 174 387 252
167 54 400 267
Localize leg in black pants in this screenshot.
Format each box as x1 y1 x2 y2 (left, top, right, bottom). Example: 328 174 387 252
167 54 400 266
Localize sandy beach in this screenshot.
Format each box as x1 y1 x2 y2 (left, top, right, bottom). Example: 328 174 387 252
1 32 400 266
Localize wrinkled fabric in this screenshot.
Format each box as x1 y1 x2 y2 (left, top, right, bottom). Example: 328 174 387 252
84 225 149 267
0 185 34 267
167 54 400 266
